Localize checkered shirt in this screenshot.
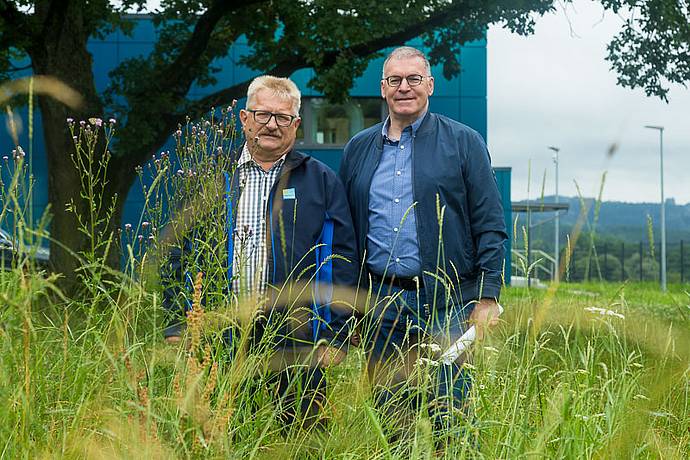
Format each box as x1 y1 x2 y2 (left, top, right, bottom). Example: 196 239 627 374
232 144 285 296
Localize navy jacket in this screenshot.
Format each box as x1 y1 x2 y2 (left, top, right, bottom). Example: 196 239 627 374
162 149 359 345
339 112 507 307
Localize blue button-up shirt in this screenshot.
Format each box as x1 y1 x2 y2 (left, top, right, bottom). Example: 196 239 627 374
366 113 425 277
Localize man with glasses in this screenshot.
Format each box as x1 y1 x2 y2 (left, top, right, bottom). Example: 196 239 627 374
339 47 507 439
162 75 358 428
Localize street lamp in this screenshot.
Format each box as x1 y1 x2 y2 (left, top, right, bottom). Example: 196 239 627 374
644 125 666 292
548 146 560 282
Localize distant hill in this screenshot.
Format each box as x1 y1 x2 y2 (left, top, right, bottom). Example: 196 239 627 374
512 196 690 243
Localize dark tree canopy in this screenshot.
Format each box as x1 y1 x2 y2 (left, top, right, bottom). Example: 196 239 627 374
0 0 687 283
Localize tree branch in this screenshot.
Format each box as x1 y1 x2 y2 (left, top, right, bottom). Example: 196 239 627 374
326 2 480 66
162 0 266 96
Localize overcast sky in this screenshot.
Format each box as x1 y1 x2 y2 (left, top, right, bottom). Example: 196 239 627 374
487 0 690 205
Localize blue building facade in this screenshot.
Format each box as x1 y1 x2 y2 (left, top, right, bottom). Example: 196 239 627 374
2 16 511 283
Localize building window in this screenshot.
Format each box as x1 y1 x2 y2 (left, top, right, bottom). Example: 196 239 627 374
297 98 385 148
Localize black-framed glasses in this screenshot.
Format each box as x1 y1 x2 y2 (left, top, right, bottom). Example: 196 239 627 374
382 74 430 87
247 109 297 127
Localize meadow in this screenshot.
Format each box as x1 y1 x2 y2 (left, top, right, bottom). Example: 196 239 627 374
1 265 688 459
0 115 688 459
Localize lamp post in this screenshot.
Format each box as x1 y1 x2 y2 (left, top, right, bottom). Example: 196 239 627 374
548 146 560 282
644 125 666 292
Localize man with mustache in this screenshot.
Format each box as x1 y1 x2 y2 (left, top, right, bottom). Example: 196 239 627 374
162 75 358 427
338 46 508 438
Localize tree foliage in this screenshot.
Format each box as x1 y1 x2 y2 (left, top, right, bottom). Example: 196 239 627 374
602 0 690 101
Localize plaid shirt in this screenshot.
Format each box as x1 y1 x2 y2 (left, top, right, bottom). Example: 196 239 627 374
232 144 285 296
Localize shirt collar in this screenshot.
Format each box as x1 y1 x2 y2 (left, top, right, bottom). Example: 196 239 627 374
381 109 428 140
239 143 286 171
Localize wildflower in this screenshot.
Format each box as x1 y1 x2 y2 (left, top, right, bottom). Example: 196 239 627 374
79 120 86 127
584 306 625 319
176 169 184 176
66 117 74 124
419 343 442 353
72 136 77 141
417 357 440 367
176 129 182 137
231 99 237 108
108 118 116 125
137 235 143 242
142 221 150 228
124 223 132 231
13 147 25 160
148 235 155 242
2 156 8 161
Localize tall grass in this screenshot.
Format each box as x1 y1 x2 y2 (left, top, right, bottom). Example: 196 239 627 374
0 102 688 458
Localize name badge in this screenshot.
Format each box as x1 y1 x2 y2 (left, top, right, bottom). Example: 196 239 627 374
282 188 296 200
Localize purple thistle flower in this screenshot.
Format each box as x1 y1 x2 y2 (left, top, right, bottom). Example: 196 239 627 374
138 235 144 242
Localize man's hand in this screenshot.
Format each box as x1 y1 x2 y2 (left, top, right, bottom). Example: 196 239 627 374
165 335 182 344
314 344 347 367
468 298 501 340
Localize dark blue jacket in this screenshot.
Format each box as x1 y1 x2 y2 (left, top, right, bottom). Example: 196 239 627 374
162 149 359 345
338 112 507 307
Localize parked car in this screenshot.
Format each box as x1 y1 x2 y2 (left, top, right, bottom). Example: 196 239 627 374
0 229 50 268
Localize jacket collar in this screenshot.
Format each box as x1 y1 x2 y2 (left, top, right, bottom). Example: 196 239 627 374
375 111 434 148
282 148 308 172
233 142 307 172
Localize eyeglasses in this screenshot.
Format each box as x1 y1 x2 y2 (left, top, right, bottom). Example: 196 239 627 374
247 109 297 127
382 74 430 87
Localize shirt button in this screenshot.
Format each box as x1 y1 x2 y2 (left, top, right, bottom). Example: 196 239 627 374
400 145 405 150
395 257 400 263
394 198 400 203
393 227 399 232
396 170 402 176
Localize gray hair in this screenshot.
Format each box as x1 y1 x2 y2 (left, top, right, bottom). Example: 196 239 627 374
382 46 432 78
246 75 301 115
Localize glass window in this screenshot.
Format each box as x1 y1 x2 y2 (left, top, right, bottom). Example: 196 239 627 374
297 98 383 147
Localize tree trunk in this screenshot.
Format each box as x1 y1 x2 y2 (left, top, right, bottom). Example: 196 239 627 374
29 4 124 293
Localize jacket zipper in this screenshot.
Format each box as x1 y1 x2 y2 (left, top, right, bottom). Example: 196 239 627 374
410 132 429 317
